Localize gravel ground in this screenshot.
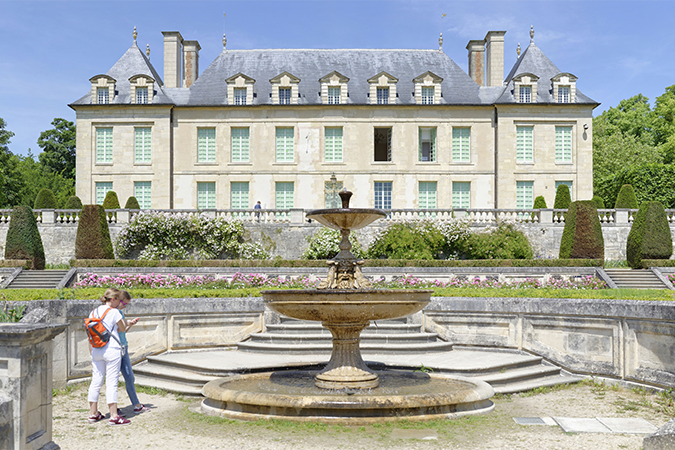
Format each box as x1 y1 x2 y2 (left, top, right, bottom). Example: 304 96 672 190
53 380 672 450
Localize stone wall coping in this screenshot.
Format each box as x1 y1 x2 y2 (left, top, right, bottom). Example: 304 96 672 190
0 322 67 345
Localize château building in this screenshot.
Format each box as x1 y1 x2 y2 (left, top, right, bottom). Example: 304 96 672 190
70 26 598 211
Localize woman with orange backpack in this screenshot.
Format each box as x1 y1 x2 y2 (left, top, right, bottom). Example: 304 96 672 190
87 288 131 425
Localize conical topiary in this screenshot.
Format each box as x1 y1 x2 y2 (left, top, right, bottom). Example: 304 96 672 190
559 200 604 259
75 205 114 259
626 201 673 269
102 191 121 209
4 206 46 269
533 196 547 209
64 195 83 209
592 195 606 209
33 188 57 209
124 196 140 209
553 184 572 209
614 184 639 209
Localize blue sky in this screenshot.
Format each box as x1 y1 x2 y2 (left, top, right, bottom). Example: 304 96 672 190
1 0 674 156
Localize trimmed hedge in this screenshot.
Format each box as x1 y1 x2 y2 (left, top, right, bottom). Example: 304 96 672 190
33 188 58 209
614 184 639 209
4 206 46 270
641 260 675 268
626 201 673 269
124 196 140 209
75 205 114 259
533 196 547 209
0 260 31 269
553 184 572 209
102 191 121 209
64 195 83 209
559 201 604 259
70 258 604 268
592 195 606 209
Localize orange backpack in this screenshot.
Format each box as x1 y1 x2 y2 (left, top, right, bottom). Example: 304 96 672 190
84 307 113 348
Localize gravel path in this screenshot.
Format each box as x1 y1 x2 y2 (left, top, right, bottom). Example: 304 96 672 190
53 381 671 449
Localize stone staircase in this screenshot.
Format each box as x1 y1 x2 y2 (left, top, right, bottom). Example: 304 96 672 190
134 318 581 396
5 270 70 289
603 269 669 290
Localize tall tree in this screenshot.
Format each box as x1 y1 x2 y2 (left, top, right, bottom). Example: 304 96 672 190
0 118 25 207
37 118 76 179
16 152 75 208
651 85 675 163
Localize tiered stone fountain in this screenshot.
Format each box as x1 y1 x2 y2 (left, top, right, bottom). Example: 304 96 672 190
201 191 494 424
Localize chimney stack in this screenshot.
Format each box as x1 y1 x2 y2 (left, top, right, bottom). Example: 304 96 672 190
466 40 486 86
183 40 201 88
162 31 183 88
485 31 506 87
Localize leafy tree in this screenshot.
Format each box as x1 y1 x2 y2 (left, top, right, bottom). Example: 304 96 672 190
0 118 25 207
37 118 76 179
651 85 675 163
15 152 75 208
605 166 675 208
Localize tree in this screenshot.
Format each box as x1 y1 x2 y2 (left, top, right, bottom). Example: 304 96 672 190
614 184 639 209
626 201 673 269
76 205 114 259
15 152 75 208
4 205 46 269
0 118 25 207
34 188 58 209
553 184 571 209
559 201 604 260
37 118 76 179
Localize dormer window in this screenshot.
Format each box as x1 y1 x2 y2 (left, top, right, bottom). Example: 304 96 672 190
129 74 155 104
89 74 116 105
413 71 443 105
226 73 255 106
551 73 577 103
320 71 349 105
279 88 291 105
368 71 398 105
513 73 539 103
270 72 300 105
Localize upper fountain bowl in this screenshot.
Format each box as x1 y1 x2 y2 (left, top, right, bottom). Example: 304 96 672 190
306 208 386 231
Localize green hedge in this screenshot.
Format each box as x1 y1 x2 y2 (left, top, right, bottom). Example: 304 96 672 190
102 191 121 209
0 260 31 269
70 258 604 268
75 205 114 259
553 184 572 209
641 260 675 268
614 184 639 209
4 206 46 270
559 201 604 259
626 201 673 269
33 188 58 209
64 195 83 209
124 196 140 209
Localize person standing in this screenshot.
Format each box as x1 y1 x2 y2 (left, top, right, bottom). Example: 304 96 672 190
87 288 131 425
117 290 150 414
254 200 262 221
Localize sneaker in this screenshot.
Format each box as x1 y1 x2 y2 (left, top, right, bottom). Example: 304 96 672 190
133 404 150 413
88 412 105 423
108 415 131 426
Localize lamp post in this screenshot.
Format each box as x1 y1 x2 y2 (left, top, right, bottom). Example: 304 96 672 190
325 173 342 209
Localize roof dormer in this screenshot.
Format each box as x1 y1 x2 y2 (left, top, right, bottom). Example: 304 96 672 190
89 74 116 105
319 71 349 105
129 74 155 104
551 72 578 103
226 73 255 105
513 73 539 103
413 71 443 105
270 71 300 105
367 71 398 105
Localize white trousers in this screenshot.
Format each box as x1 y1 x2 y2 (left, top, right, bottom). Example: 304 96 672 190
87 345 122 404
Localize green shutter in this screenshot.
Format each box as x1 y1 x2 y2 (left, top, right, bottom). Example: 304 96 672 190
555 127 572 163
276 128 294 162
197 182 216 209
452 182 470 209
231 182 249 209
96 128 112 163
232 128 249 162
198 129 215 162
430 128 436 162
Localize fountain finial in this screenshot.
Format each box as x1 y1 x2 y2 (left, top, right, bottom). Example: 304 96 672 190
339 190 352 209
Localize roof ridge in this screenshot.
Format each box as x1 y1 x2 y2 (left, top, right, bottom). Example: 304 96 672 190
222 48 443 52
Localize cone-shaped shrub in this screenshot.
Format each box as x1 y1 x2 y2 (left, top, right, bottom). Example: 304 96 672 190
614 184 638 209
124 196 140 209
4 206 45 269
626 201 673 269
75 205 114 259
33 188 57 209
559 201 604 259
102 191 120 209
592 195 606 209
533 196 547 209
64 195 83 209
553 184 572 209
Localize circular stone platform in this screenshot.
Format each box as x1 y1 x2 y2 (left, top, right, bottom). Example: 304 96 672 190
201 370 495 425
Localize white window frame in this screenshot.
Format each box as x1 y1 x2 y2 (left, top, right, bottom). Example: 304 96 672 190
555 126 572 163
376 87 389 105
275 127 294 162
519 85 531 103
275 182 294 209
231 127 250 162
374 181 392 210
279 87 291 105
97 87 109 104
452 182 471 209
198 128 216 163
134 127 151 163
96 128 113 164
421 87 434 105
95 182 113 205
558 86 570 103
516 126 533 163
516 181 534 209
134 181 152 209
418 181 437 209
234 88 247 105
136 87 148 104
419 127 436 162
324 127 343 163
197 182 216 209
452 128 470 163
231 182 249 209
328 87 341 105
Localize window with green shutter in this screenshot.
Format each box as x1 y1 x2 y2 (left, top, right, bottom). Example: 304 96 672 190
418 181 437 209
95 182 113 205
419 127 436 162
197 182 216 209
134 181 152 209
96 128 113 163
231 182 249 209
325 128 343 162
275 182 294 209
516 181 534 209
276 128 294 162
516 126 533 163
231 128 249 162
198 128 216 162
555 126 572 163
134 128 151 163
452 128 470 162
452 182 470 209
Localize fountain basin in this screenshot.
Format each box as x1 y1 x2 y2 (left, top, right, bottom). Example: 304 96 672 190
201 370 495 424
306 208 386 231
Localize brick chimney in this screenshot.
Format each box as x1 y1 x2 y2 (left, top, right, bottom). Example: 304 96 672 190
485 31 506 87
162 31 183 88
466 40 486 86
183 40 201 88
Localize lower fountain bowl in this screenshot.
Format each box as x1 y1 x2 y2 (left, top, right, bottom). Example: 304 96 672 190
201 370 495 425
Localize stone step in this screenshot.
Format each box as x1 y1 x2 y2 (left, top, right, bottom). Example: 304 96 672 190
266 322 423 335
134 374 204 396
6 270 70 289
245 331 442 345
603 269 667 289
475 364 562 386
491 374 582 395
237 341 454 354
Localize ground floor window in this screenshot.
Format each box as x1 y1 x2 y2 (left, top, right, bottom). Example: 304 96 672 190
197 182 216 209
374 182 392 209
275 182 294 209
231 182 250 209
516 181 534 209
418 181 437 209
134 181 151 209
95 182 113 205
452 182 470 209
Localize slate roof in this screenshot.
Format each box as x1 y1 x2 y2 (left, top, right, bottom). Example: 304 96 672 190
496 42 597 104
